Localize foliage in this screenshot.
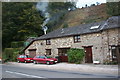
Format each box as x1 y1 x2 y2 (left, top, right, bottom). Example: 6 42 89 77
67 48 85 64
3 48 21 62
46 2 76 30
63 23 69 28
48 2 76 13
2 2 44 49
90 4 96 6
11 41 24 48
12 51 20 61
106 2 120 16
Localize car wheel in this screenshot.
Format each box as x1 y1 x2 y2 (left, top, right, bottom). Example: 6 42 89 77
46 61 50 65
33 61 37 64
17 61 20 63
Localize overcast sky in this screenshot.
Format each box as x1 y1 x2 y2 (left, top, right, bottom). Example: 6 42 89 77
76 0 106 8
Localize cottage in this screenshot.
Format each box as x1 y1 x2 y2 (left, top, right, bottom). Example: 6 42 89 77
23 16 120 64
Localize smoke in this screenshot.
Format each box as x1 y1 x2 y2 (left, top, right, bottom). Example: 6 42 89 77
36 1 76 34
36 0 49 34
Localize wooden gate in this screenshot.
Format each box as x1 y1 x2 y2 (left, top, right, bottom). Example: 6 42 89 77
58 48 70 62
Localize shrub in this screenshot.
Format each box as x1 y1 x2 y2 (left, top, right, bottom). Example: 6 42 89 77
3 48 21 62
67 48 85 64
12 51 20 61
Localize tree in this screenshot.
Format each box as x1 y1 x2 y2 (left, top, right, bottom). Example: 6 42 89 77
2 2 44 49
46 2 76 31
85 4 88 7
106 2 120 16
96 2 100 5
91 4 96 6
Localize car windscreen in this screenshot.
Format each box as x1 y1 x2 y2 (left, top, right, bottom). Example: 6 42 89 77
19 55 27 58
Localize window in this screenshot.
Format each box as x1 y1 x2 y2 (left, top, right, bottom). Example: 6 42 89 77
74 35 81 43
90 25 100 29
46 39 51 45
46 49 51 55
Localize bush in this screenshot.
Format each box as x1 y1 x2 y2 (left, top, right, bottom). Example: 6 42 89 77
3 48 21 62
67 48 85 64
12 51 20 61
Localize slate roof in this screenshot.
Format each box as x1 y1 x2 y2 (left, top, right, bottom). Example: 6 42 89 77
23 16 120 51
35 16 120 40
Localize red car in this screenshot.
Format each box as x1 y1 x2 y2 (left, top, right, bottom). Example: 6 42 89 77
17 55 33 63
33 56 58 65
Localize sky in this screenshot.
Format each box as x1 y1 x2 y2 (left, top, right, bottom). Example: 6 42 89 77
76 0 106 8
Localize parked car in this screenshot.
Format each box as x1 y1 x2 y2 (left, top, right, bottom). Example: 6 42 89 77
33 56 58 65
17 55 33 63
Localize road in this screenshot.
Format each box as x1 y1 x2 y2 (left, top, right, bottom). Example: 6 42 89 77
1 64 119 80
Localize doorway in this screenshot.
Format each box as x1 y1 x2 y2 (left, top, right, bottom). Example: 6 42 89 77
28 49 36 58
83 46 93 63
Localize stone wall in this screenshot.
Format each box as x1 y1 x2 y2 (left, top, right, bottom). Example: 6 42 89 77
101 28 119 63
25 28 119 63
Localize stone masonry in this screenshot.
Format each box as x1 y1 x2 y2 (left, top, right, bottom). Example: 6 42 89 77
25 28 119 64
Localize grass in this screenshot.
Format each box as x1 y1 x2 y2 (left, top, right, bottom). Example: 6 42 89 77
56 3 109 30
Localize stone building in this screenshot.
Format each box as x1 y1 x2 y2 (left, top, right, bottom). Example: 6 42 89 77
23 16 120 64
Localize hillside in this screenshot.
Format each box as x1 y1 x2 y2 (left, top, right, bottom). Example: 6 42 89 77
59 3 109 28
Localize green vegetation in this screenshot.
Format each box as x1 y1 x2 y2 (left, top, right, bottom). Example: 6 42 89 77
2 2 76 62
11 41 24 48
59 3 109 28
2 2 119 63
63 23 69 28
2 2 44 49
106 2 120 16
67 48 85 64
3 48 21 62
46 2 76 32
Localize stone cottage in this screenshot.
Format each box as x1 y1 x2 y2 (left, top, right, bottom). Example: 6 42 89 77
23 16 120 64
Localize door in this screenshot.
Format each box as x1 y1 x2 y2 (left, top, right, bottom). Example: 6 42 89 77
28 49 36 58
84 46 93 63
